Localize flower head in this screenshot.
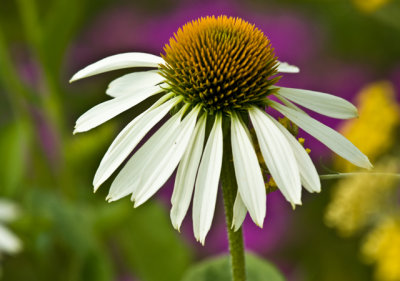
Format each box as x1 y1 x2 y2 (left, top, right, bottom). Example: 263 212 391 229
160 17 279 112
71 15 371 244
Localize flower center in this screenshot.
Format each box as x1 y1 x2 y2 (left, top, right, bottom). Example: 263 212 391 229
160 15 280 113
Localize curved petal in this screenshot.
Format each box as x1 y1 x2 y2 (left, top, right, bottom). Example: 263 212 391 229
231 192 248 232
70 53 164 82
171 114 207 231
107 112 182 202
268 115 321 193
93 96 181 190
276 87 358 119
231 114 266 227
276 61 300 73
270 101 373 169
249 107 302 205
74 85 164 134
133 107 201 207
193 114 223 245
106 70 165 97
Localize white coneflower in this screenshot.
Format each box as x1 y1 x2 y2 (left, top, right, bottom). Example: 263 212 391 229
0 199 22 256
70 16 371 244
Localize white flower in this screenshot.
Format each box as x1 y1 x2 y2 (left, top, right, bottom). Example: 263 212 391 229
0 199 22 256
71 16 371 244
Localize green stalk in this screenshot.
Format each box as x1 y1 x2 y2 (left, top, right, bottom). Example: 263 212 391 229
320 172 400 180
221 117 246 281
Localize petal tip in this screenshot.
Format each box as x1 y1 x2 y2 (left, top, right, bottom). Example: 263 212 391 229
290 201 302 209
171 217 182 232
133 199 145 208
69 72 83 83
291 66 300 73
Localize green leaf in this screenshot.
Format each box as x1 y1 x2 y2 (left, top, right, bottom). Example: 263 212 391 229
104 201 193 281
0 121 29 196
181 253 286 281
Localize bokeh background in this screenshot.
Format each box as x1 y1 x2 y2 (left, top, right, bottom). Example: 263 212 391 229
0 0 399 280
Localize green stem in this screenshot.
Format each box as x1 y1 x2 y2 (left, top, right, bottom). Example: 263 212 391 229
221 117 246 281
320 172 400 180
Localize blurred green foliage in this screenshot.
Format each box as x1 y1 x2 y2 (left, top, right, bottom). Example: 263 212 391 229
181 254 285 281
1 1 194 280
250 0 400 68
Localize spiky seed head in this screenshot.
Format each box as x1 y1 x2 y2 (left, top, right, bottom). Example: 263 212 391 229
160 15 280 113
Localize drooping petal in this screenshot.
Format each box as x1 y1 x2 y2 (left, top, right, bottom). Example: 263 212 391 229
270 101 373 169
193 114 223 245
133 107 201 207
231 192 248 232
268 115 321 193
276 87 358 119
249 107 302 205
106 70 165 97
70 53 164 82
231 114 266 227
93 96 181 190
170 114 207 231
0 224 22 254
74 85 164 134
276 61 300 73
107 112 183 202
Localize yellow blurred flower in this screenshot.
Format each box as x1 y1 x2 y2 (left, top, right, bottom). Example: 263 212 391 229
362 218 400 281
335 81 400 172
327 80 400 280
353 0 390 13
325 159 399 236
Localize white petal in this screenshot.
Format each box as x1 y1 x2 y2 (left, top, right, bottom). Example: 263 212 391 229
249 107 302 205
276 87 358 119
93 96 181 190
0 224 22 254
133 107 201 207
0 200 19 222
193 114 223 245
170 114 207 231
267 116 321 193
106 70 165 98
74 85 164 134
270 101 373 169
275 94 306 114
276 61 300 73
231 114 266 227
70 53 164 82
231 192 248 232
107 111 183 202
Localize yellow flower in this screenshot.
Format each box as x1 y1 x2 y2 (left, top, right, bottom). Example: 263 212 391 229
335 81 400 172
352 0 390 13
362 218 400 281
327 80 400 280
325 159 399 236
